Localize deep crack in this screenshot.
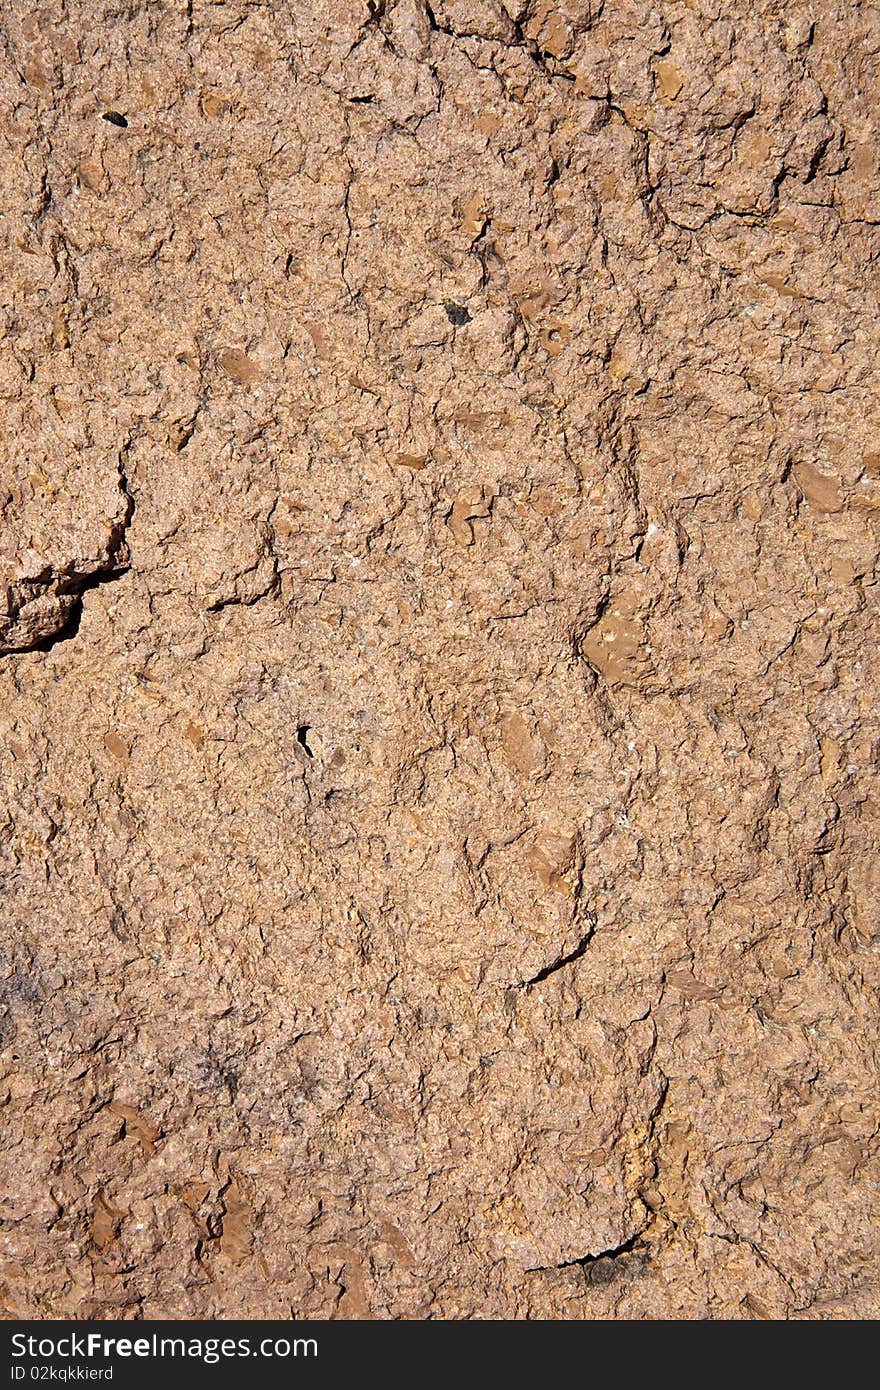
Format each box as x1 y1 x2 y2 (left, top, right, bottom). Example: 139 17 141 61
0 452 135 657
527 1229 647 1276
519 915 596 988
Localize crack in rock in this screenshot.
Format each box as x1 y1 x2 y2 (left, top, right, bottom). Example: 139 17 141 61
0 458 134 657
527 1229 648 1278
519 915 597 988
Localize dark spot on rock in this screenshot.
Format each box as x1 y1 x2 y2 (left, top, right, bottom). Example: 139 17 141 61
3 964 43 1007
585 1250 649 1286
296 725 314 757
102 111 128 128
585 1256 619 1285
444 300 472 326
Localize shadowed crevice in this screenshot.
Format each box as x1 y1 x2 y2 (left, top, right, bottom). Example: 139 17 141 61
519 916 597 988
1 456 134 658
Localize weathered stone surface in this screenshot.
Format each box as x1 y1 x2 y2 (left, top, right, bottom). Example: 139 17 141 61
0 0 878 1319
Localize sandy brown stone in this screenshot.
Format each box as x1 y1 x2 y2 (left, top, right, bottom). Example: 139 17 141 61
0 0 878 1320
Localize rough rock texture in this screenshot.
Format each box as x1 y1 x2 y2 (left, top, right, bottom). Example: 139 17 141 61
1 0 879 1320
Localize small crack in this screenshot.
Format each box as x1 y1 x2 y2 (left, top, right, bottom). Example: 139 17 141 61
527 1228 645 1275
424 3 575 85
518 914 596 988
206 575 280 613
1 451 135 657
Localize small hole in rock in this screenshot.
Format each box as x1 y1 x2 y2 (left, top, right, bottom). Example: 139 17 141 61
296 725 314 757
444 300 472 327
102 111 128 127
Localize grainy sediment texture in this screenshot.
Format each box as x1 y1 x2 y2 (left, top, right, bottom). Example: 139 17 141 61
1 0 879 1319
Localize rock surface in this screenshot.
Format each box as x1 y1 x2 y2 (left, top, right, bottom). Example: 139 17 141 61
1 0 878 1319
